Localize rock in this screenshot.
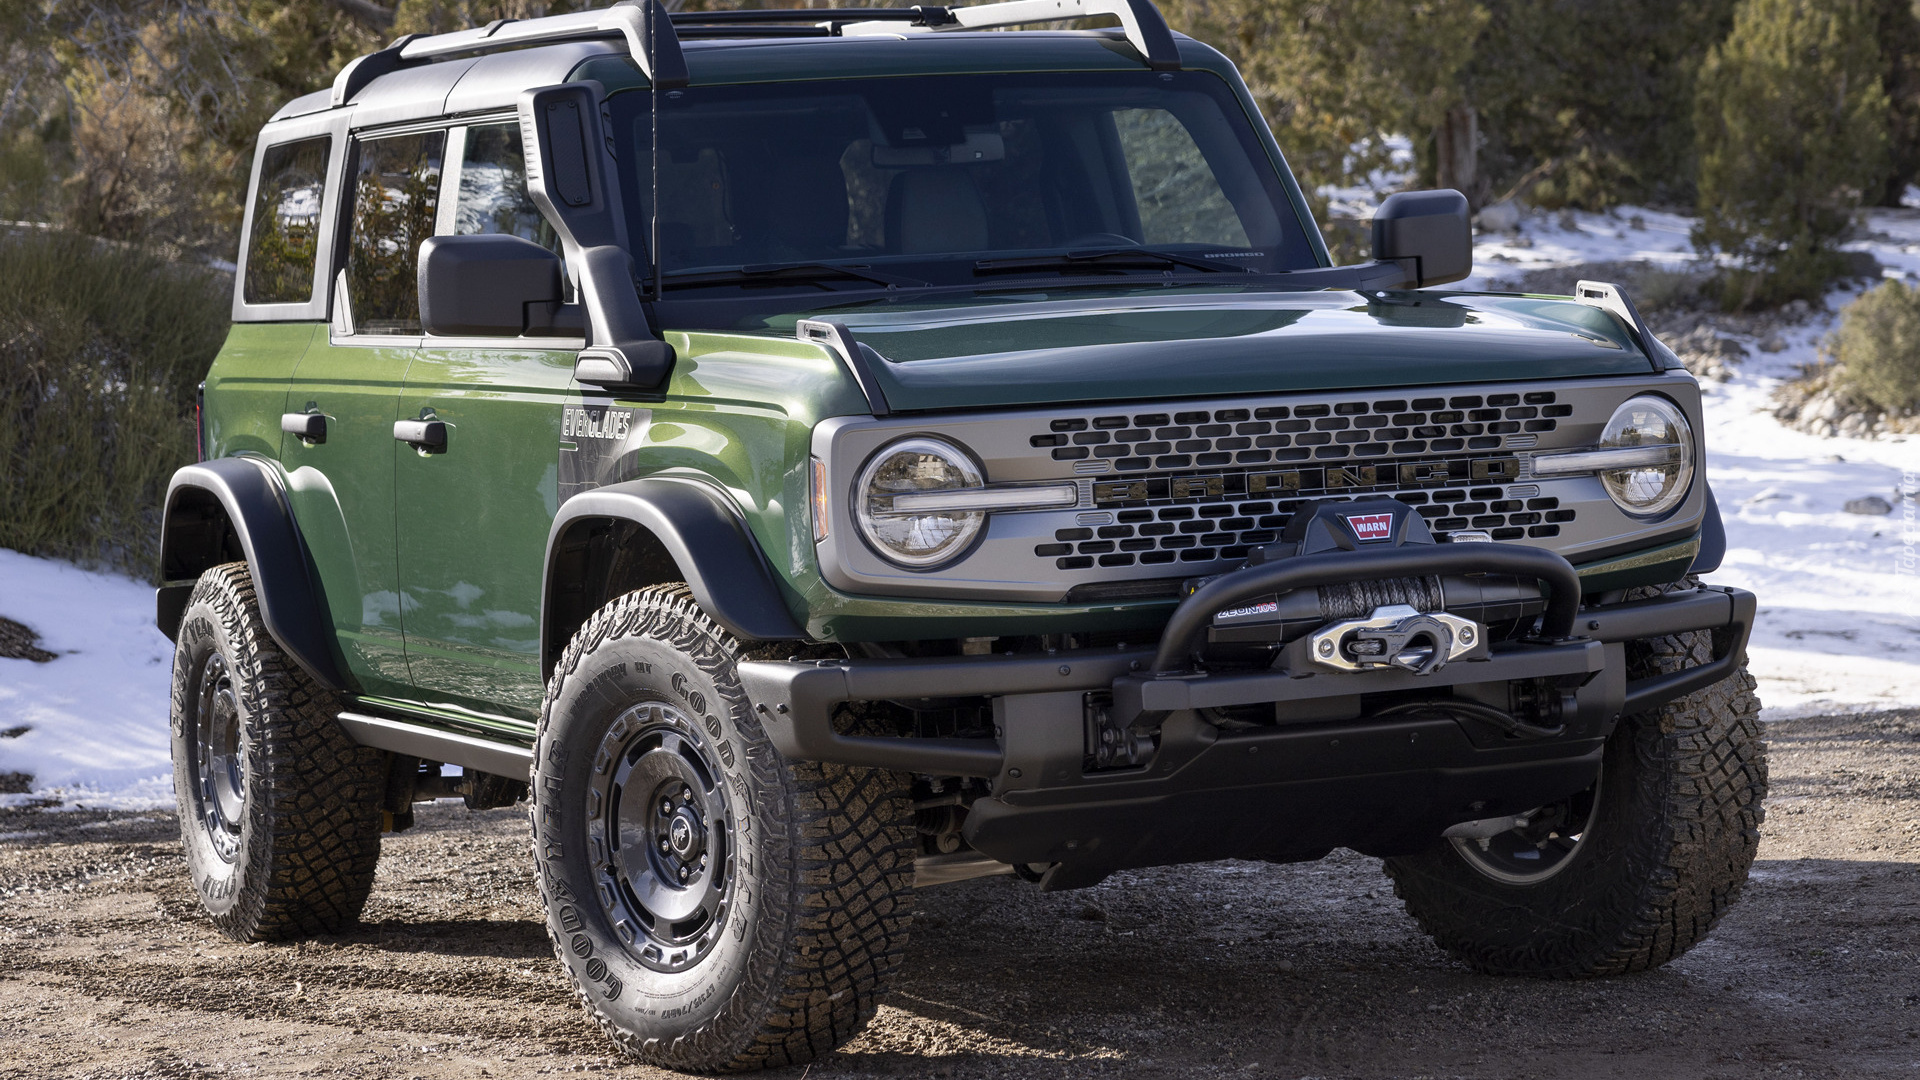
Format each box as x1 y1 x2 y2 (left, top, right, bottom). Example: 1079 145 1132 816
1475 200 1521 232
1758 334 1788 353
1557 210 1579 231
1845 496 1893 515
0 616 55 663
1510 235 1533 250
1787 299 1811 318
1629 214 1646 231
1842 250 1883 280
1670 325 1748 381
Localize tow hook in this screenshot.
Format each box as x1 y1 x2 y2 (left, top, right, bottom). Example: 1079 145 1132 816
1307 604 1483 676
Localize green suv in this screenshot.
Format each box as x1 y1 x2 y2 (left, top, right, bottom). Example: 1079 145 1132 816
157 1 1766 1070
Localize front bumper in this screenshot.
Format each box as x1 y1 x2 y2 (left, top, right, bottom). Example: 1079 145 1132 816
736 544 1754 882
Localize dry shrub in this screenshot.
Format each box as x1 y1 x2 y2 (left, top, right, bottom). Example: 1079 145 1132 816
1828 278 1920 416
0 230 229 578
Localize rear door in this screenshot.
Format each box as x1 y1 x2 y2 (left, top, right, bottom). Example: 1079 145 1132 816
393 120 579 719
281 127 446 697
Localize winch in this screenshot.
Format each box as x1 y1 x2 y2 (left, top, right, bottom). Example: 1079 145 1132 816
1194 497 1547 676
1303 603 1483 675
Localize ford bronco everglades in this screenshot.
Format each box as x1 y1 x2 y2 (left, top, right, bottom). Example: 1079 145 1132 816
157 1 1766 1070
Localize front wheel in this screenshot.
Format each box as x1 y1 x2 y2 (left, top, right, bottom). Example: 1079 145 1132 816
1384 627 1767 977
531 585 915 1072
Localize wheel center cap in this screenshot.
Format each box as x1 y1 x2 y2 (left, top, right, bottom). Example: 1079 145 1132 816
668 808 701 858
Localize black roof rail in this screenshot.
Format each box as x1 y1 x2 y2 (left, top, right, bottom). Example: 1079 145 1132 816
330 34 421 107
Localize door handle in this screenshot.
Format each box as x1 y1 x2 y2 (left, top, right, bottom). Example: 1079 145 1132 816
394 419 448 452
281 412 327 444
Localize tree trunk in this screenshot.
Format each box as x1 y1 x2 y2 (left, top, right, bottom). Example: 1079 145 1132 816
1435 103 1479 208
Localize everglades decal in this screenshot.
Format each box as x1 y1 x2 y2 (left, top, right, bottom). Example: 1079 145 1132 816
559 398 651 500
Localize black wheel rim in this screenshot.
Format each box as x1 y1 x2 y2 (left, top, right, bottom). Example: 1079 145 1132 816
191 652 244 862
589 701 734 974
1450 766 1603 886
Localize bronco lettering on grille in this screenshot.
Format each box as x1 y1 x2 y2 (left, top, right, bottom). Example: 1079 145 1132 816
1092 457 1517 506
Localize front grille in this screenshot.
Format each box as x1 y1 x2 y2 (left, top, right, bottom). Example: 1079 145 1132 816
1025 391 1577 570
1026 391 1570 468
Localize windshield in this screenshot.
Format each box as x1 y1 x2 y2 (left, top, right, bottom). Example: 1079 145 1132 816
605 71 1318 282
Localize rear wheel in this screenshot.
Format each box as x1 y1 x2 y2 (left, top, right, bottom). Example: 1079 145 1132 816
532 584 915 1072
169 562 386 940
1384 625 1766 977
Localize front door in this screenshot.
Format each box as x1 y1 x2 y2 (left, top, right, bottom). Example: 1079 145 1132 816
393 120 576 720
282 127 445 697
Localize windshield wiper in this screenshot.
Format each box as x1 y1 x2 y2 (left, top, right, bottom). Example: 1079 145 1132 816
665 262 927 290
973 248 1252 276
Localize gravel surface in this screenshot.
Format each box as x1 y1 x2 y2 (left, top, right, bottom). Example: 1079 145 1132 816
2 709 1915 1080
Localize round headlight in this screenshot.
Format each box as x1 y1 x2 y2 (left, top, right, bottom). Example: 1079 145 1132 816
1597 396 1694 516
855 437 986 568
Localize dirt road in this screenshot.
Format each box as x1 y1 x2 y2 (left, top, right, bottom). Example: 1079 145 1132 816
2 708 1915 1080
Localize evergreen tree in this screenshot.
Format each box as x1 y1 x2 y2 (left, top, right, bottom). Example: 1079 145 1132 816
1156 0 1486 203
1465 0 1737 209
1694 0 1890 307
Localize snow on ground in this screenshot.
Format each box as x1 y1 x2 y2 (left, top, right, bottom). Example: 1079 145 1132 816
0 548 175 809
2 202 1918 806
1461 201 1920 717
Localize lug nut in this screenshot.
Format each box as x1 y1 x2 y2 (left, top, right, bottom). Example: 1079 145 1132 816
678 866 690 882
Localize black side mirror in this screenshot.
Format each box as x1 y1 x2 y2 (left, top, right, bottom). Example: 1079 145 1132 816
418 234 573 337
1372 190 1471 288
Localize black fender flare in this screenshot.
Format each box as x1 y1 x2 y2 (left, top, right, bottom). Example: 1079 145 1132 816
540 476 806 676
157 457 356 692
1689 483 1726 576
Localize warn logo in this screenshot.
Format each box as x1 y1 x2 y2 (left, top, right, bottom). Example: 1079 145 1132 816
1345 513 1395 542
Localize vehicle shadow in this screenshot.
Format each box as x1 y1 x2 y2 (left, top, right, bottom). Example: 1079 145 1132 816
804 851 1920 1078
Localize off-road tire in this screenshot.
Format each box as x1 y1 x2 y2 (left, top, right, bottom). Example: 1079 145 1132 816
1383 616 1766 977
531 584 914 1073
169 562 387 940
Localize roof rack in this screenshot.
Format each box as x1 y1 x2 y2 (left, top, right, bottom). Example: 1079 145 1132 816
329 0 1179 106
840 0 1179 70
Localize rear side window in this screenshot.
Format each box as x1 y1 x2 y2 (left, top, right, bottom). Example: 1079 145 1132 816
455 123 561 255
344 130 445 335
243 137 329 305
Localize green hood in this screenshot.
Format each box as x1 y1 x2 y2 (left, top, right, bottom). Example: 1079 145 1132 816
785 288 1657 412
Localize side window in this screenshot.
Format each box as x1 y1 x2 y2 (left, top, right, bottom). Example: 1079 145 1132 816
1113 108 1250 248
243 137 329 305
344 130 445 335
455 123 562 255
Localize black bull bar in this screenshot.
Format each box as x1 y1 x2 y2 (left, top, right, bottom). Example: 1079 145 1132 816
736 543 1755 781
